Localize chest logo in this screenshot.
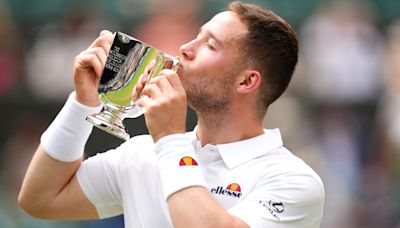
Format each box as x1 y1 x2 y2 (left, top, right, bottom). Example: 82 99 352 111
211 183 242 198
179 156 199 166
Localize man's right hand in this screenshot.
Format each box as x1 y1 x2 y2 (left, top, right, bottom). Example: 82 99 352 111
73 30 114 107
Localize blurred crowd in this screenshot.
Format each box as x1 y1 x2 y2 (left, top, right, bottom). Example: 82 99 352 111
0 0 399 227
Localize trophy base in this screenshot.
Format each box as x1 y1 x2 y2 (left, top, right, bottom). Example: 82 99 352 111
86 112 130 141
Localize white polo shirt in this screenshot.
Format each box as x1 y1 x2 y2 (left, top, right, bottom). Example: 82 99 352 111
77 129 324 228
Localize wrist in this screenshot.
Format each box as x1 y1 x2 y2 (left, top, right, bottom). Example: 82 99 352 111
74 91 101 107
41 92 103 162
155 134 207 200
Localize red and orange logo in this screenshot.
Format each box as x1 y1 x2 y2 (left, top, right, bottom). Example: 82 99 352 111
179 156 198 166
226 183 241 192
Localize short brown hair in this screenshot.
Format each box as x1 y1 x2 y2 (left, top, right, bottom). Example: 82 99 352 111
229 1 298 112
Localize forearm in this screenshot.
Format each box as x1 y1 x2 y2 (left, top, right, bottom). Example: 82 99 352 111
168 187 248 228
18 145 82 218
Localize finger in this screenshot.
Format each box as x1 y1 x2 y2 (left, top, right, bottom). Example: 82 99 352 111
132 59 158 101
150 75 172 93
142 83 163 99
80 47 108 68
140 71 151 85
75 52 103 77
133 73 150 100
88 30 114 54
160 69 183 90
133 83 144 101
146 59 157 74
100 30 113 38
136 94 153 110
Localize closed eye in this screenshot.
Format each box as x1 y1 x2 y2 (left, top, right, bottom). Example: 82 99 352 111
205 38 219 51
205 41 216 50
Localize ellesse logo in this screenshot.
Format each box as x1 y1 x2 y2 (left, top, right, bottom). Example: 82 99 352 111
226 183 241 192
179 156 198 166
211 183 242 198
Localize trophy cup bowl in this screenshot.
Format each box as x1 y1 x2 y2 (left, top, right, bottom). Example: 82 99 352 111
86 32 180 140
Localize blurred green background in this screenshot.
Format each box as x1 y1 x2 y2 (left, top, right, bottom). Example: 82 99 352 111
1 0 400 227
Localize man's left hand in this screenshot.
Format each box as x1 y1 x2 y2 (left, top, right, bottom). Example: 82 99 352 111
136 69 187 142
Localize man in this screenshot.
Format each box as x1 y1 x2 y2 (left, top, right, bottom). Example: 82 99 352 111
19 2 324 227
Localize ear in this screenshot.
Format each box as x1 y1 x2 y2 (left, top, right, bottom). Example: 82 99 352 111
236 70 261 94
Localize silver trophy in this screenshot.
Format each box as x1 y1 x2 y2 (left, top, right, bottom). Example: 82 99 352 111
86 32 180 140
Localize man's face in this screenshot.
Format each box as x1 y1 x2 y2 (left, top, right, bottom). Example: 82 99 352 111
178 11 248 112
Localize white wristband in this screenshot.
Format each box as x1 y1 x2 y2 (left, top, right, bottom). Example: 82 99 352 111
41 92 103 162
155 134 207 200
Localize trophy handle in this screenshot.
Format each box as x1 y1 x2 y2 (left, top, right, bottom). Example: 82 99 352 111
170 56 180 72
147 54 180 81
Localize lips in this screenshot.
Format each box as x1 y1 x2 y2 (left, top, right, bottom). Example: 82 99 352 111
177 60 184 76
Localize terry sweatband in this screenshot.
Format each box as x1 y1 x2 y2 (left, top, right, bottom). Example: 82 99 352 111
155 134 207 200
41 92 103 162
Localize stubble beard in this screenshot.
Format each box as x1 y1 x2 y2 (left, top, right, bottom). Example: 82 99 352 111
184 73 235 129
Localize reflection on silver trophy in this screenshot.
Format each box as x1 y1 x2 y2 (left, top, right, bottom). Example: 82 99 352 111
86 32 180 140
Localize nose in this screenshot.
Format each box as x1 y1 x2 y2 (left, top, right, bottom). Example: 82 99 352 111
179 40 195 61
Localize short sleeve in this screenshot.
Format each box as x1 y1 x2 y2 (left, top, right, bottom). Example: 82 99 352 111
228 171 325 228
76 147 124 219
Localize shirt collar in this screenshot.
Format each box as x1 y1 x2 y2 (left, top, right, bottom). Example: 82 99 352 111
186 128 283 169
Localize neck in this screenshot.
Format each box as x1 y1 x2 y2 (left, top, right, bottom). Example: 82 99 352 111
195 106 264 146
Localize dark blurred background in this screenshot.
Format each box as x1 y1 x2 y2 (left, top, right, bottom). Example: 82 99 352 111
0 0 399 227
